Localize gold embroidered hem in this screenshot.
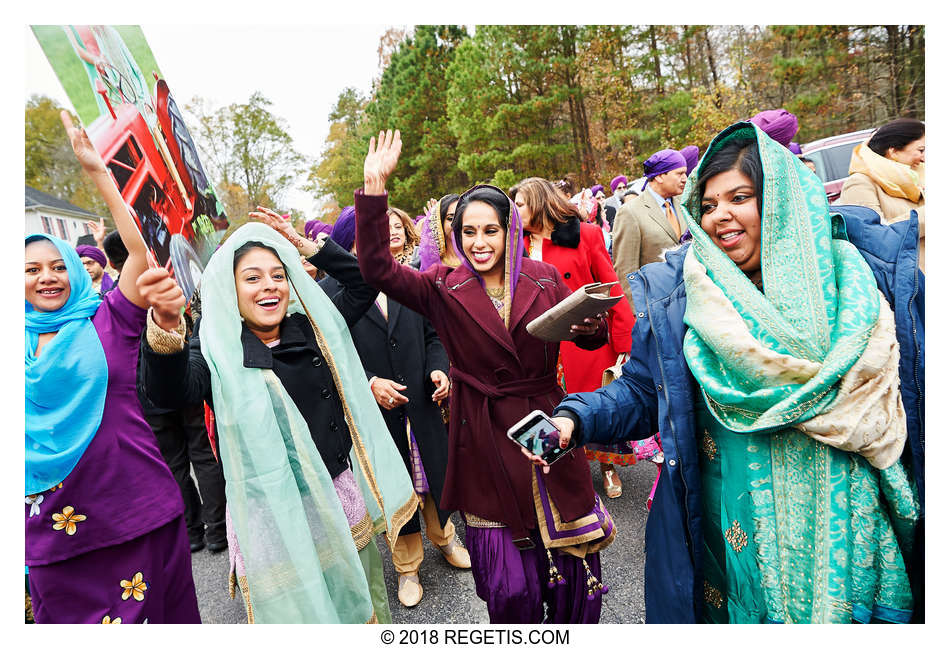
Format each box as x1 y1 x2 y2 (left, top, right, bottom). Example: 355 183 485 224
380 496 423 554
531 470 616 558
351 511 374 551
228 572 255 624
462 512 506 528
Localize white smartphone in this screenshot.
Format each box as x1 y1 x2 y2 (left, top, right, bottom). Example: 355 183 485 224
506 409 575 464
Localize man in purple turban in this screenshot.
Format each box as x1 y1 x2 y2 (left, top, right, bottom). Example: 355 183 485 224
590 184 605 199
304 218 333 241
603 175 629 229
330 205 357 252
76 244 114 293
679 145 700 176
749 109 799 149
611 148 689 307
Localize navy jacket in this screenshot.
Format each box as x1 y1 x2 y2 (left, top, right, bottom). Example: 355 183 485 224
555 205 924 623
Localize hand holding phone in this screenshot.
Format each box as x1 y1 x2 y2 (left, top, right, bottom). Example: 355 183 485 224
507 410 576 468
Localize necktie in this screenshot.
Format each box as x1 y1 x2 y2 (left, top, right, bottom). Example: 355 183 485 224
664 199 682 239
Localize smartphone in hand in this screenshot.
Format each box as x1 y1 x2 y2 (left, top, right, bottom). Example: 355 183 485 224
506 410 575 465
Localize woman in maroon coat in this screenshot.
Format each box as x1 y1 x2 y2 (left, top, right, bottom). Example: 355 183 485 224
355 130 615 624
511 178 636 498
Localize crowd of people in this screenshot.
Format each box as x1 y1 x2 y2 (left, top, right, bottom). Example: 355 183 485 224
25 106 924 625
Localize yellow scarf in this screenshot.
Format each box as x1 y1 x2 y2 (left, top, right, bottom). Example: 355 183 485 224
848 142 923 202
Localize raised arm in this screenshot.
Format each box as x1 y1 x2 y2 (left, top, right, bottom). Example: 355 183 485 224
355 130 438 315
61 111 149 308
310 236 379 326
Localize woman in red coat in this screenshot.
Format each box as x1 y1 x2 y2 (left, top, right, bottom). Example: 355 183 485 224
511 178 635 498
355 130 615 624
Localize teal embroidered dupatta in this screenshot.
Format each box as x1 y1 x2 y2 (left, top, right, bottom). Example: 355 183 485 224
681 124 918 623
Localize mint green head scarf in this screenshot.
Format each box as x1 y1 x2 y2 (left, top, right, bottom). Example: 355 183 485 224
680 123 902 461
199 223 417 623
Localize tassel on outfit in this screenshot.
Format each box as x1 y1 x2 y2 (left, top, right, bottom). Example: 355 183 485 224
545 549 567 588
582 558 608 600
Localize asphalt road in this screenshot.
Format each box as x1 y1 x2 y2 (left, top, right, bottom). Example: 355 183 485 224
190 459 654 624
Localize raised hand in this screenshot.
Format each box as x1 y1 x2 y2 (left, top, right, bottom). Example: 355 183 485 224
136 267 186 331
89 218 108 247
249 206 317 256
425 197 438 217
363 129 402 195
60 111 107 176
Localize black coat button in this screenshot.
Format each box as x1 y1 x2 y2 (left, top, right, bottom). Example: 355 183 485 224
311 355 323 367
321 387 331 399
396 374 405 383
390 337 397 349
337 453 347 464
564 271 571 279
329 421 339 432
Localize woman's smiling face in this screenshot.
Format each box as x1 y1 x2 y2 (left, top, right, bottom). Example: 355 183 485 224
460 201 506 281
25 239 71 312
699 168 762 277
234 247 289 340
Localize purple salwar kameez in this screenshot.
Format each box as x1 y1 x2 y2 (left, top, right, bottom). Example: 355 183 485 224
26 289 199 624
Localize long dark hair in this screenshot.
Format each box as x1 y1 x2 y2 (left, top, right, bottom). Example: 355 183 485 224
438 193 460 227
867 118 925 158
687 137 763 219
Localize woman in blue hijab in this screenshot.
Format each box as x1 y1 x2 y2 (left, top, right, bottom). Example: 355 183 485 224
25 112 200 624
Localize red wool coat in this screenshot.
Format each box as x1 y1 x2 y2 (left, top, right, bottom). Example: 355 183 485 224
526 220 635 393
355 191 605 537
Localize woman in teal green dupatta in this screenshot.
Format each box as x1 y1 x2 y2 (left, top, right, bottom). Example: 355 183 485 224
141 222 418 623
679 123 918 623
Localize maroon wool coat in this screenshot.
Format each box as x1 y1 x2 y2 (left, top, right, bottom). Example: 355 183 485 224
355 191 605 537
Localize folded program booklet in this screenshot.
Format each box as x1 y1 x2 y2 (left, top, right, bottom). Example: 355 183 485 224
526 282 622 342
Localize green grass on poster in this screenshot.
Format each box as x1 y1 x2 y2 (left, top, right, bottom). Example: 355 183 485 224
30 25 164 127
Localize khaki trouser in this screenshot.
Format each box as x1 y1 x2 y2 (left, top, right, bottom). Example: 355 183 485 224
390 494 455 575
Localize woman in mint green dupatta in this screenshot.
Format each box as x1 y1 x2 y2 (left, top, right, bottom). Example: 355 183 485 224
681 123 918 623
158 222 418 623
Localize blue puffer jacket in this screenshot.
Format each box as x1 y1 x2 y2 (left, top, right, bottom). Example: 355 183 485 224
555 205 924 623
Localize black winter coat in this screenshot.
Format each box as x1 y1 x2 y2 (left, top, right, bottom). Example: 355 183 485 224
141 238 379 479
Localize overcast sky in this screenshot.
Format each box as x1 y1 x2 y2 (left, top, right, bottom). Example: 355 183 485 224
25 24 396 215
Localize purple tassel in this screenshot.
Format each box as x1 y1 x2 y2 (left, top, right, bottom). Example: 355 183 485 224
546 549 567 589
582 558 607 600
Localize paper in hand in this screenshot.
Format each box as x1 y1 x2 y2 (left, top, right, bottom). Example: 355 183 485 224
526 282 622 341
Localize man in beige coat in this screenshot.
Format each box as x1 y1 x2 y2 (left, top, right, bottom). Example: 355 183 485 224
612 149 689 307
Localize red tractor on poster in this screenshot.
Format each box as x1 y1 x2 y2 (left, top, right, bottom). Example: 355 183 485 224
87 70 227 302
